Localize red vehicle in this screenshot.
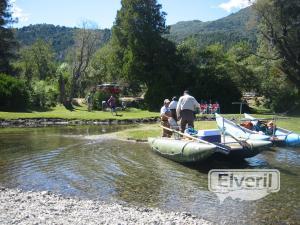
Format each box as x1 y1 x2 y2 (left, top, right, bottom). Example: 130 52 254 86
97 83 121 94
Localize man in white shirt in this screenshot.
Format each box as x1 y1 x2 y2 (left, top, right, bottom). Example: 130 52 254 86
160 99 172 137
176 90 200 132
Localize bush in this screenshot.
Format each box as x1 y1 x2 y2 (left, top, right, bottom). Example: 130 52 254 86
264 89 298 113
0 73 30 111
30 80 59 109
92 91 111 110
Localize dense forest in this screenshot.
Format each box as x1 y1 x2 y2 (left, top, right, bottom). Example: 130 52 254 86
1 0 299 113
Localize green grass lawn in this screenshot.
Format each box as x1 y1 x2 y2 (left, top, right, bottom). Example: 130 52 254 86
0 105 159 120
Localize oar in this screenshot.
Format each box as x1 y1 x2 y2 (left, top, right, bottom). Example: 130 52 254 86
160 125 230 154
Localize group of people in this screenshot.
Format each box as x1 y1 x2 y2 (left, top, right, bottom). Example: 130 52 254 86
199 101 220 114
160 90 200 137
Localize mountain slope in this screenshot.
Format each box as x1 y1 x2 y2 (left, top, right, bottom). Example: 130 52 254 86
166 7 257 48
15 24 111 60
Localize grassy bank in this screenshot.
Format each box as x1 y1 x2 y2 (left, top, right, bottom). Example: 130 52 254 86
0 105 159 120
116 121 218 141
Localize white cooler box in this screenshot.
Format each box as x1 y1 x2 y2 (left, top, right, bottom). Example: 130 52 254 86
197 129 221 143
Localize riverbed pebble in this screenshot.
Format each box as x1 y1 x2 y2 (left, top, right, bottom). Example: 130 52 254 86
0 188 212 225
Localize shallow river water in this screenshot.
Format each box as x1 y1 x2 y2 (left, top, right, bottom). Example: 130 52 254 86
0 126 299 224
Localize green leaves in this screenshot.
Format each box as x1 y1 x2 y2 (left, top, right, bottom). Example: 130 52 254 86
111 0 170 82
17 39 57 81
253 0 300 89
0 0 17 74
0 74 29 111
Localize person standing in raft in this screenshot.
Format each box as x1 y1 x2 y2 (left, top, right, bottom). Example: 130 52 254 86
169 96 178 121
176 90 200 132
160 99 172 137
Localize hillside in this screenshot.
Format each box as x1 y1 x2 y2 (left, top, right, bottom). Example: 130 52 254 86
14 7 257 59
15 24 111 60
166 7 258 49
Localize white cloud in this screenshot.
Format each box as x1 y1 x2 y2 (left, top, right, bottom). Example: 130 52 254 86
10 0 30 22
219 0 254 12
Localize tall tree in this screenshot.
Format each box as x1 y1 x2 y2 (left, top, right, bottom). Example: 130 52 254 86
68 22 100 102
177 42 242 112
56 63 70 104
253 0 300 89
16 39 56 81
0 0 17 74
111 0 181 109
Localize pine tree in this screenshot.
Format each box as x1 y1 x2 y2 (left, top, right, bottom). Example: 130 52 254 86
111 0 180 109
0 0 17 74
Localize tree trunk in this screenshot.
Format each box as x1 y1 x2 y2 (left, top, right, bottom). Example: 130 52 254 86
64 76 78 110
58 74 66 104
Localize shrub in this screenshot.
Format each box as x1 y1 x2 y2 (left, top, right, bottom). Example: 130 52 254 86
92 91 111 110
0 73 30 111
30 80 59 109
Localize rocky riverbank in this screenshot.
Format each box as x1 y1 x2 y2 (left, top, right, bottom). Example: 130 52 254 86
0 117 160 128
0 188 212 225
0 115 216 128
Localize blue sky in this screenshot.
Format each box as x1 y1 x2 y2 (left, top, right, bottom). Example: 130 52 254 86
11 0 253 28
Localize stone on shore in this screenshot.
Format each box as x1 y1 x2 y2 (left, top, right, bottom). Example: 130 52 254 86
0 188 212 225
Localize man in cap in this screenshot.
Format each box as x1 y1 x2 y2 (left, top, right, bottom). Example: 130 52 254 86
160 99 172 137
176 90 200 132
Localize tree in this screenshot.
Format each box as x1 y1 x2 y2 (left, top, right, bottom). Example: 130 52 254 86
56 63 70 104
0 0 17 74
253 0 300 90
0 73 29 110
68 22 100 102
90 42 121 84
177 42 243 112
243 44 299 112
16 39 57 81
226 42 260 92
111 0 181 109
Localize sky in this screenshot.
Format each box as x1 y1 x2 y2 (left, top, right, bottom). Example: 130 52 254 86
11 0 254 29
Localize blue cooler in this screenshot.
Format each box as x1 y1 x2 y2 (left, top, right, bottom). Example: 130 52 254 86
197 129 221 143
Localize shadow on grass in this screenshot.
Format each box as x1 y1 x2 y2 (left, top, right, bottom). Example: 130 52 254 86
2 104 88 113
0 107 55 113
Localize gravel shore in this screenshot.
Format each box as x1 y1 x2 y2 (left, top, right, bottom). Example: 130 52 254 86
0 188 212 225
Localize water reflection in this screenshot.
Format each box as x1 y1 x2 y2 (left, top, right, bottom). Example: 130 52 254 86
0 126 299 224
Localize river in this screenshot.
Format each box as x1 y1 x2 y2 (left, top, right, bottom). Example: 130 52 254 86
0 126 299 224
